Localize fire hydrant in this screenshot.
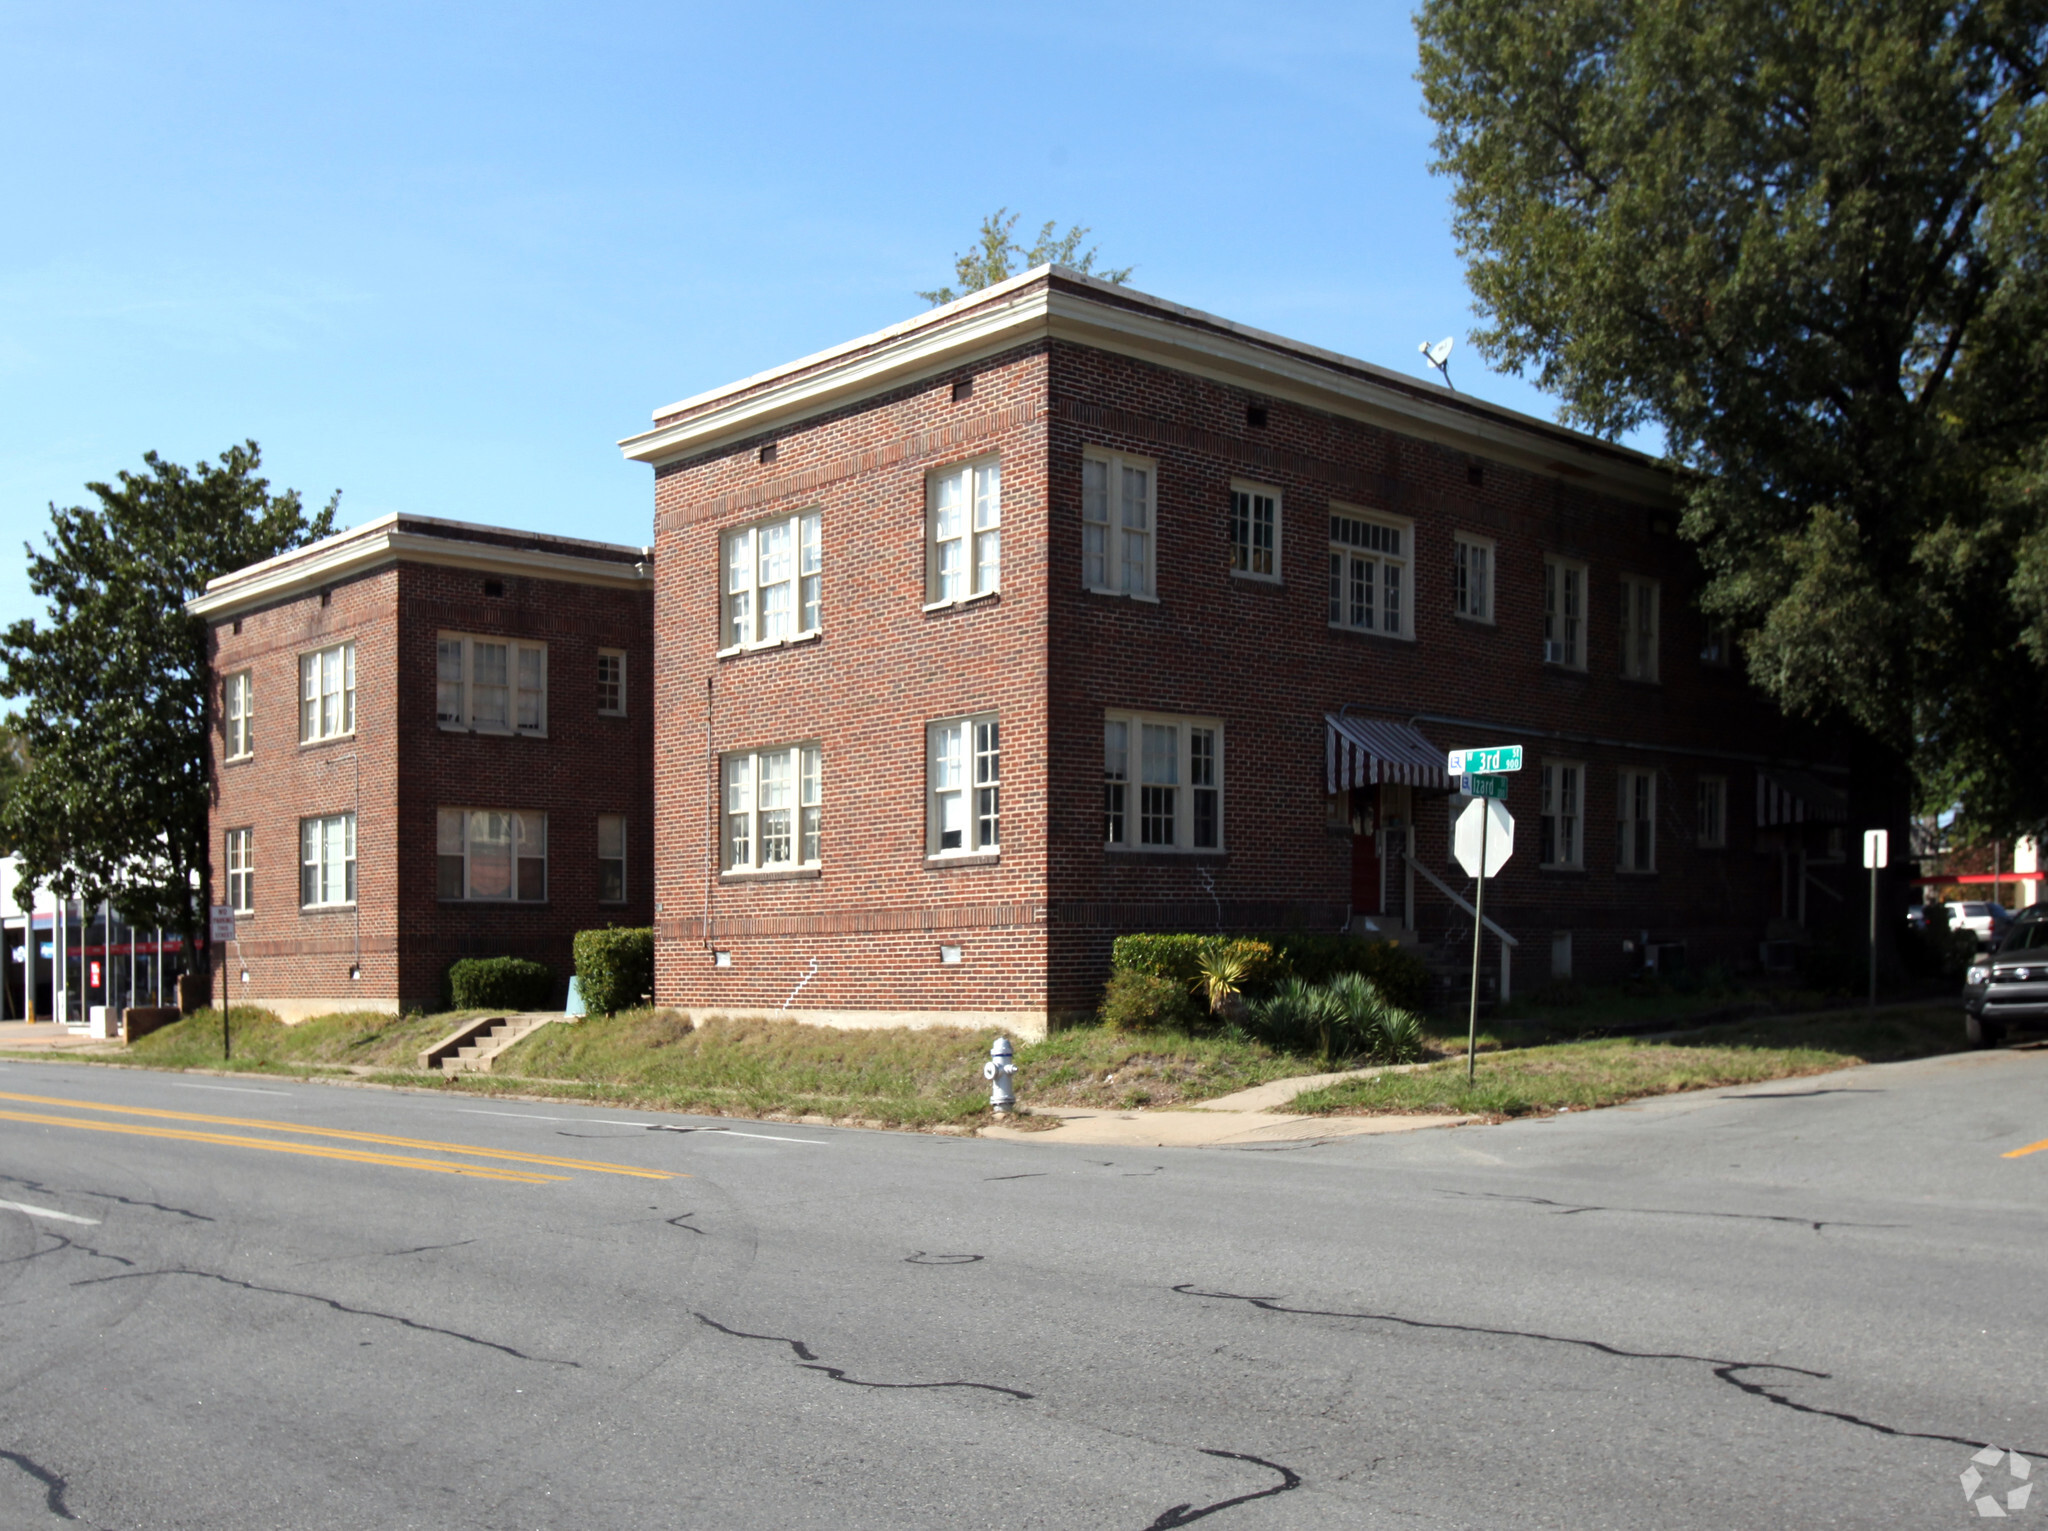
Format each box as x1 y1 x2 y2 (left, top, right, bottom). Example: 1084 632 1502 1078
983 1036 1017 1115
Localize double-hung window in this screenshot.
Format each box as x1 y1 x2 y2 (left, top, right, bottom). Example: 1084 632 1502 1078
300 813 356 907
1082 450 1155 597
437 809 547 901
225 828 254 913
224 671 253 760
723 744 822 872
597 813 627 902
1620 577 1660 680
928 717 999 856
438 634 547 735
1618 769 1657 871
1543 559 1586 668
1697 775 1727 849
1329 510 1410 638
597 650 626 716
299 642 356 743
1701 622 1733 666
927 459 1001 604
1454 535 1494 622
1540 761 1583 869
723 511 822 649
1229 483 1280 581
1104 712 1222 851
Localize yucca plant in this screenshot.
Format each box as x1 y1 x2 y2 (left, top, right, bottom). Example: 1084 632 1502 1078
1196 948 1252 1023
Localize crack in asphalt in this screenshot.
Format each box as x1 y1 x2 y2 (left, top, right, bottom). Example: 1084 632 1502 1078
983 1172 1047 1181
0 1232 135 1270
1175 1285 2040 1455
665 1215 706 1235
0 1173 211 1223
1143 1450 1302 1529
0 1447 77 1521
70 1270 579 1367
904 1252 983 1265
694 1312 1032 1398
1434 1189 1901 1234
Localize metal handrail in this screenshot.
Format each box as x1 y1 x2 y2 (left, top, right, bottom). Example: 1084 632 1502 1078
1404 851 1520 947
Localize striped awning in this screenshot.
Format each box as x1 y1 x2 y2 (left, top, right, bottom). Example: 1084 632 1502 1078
1326 714 1450 793
1757 767 1849 826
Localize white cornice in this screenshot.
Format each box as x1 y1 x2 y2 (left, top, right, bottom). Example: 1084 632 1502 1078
620 267 1673 506
187 518 650 621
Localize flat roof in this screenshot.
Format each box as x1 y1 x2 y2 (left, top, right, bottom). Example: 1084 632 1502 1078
620 265 1671 505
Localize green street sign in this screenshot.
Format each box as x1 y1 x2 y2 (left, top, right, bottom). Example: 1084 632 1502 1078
1447 744 1523 775
1461 773 1510 800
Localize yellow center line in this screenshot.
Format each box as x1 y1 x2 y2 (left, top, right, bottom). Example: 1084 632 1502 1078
2002 1138 2048 1159
0 1109 563 1183
0 1090 679 1181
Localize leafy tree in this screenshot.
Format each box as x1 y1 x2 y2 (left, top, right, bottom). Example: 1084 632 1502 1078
920 208 1134 305
1416 0 2048 837
0 717 25 856
0 444 337 958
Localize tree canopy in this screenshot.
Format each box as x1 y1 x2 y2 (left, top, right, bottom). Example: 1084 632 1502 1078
1416 0 2048 836
0 443 337 944
920 209 1133 305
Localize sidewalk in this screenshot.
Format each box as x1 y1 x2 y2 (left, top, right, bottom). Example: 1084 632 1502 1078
0 1021 115 1052
981 1060 1476 1147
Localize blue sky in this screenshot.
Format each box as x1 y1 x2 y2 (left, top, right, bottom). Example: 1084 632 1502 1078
0 0 1604 632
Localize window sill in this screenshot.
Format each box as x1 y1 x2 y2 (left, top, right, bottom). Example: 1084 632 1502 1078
1615 869 1660 878
436 724 550 739
923 590 1000 614
224 753 254 767
1619 674 1663 687
719 867 821 884
1537 864 1586 874
299 903 358 913
597 709 627 719
297 733 357 750
437 899 552 907
1229 570 1282 587
1083 585 1160 604
1541 662 1589 676
1327 624 1414 645
717 631 822 661
1452 613 1496 627
1105 846 1227 861
925 852 1000 869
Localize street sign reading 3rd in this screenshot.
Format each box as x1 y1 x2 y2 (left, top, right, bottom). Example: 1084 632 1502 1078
1447 745 1523 776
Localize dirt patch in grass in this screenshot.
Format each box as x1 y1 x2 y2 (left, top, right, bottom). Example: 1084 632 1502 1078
1294 1004 1967 1119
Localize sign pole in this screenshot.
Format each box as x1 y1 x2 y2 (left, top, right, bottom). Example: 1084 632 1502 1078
1867 858 1877 1014
1861 829 1888 1015
1467 805 1489 1085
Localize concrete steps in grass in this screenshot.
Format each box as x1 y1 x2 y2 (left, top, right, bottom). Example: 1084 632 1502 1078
417 1013 564 1075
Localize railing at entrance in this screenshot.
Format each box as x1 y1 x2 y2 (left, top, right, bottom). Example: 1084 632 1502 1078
1404 850 1519 1003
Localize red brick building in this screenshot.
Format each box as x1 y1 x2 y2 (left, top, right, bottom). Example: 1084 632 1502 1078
625 268 1851 1036
192 514 654 1020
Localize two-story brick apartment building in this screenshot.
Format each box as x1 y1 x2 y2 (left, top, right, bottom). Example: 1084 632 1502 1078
622 267 1851 1038
192 514 654 1020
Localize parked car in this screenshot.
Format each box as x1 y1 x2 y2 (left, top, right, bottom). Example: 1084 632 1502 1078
1947 901 2015 949
1906 905 1929 931
1964 905 2048 1046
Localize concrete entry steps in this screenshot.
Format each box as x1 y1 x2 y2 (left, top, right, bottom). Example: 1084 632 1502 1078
417 1013 563 1074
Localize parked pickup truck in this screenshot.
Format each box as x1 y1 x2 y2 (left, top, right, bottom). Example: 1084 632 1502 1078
1965 905 2048 1046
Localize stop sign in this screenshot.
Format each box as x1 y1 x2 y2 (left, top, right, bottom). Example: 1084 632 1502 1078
1454 798 1514 879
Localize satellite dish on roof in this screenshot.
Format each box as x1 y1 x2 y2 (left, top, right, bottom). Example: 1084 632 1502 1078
1419 336 1456 391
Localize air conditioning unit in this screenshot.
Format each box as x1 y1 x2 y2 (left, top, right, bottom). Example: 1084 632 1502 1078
1543 640 1568 664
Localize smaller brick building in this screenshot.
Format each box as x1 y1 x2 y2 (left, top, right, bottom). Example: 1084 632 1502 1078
191 514 654 1020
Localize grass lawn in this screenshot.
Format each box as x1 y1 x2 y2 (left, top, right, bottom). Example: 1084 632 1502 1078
1292 1004 1968 1119
34 1007 1315 1129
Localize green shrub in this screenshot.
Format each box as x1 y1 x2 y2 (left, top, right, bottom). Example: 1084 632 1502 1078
1099 969 1200 1033
446 956 555 1012
1259 932 1432 1013
574 926 655 1016
1244 972 1428 1062
1112 935 1283 990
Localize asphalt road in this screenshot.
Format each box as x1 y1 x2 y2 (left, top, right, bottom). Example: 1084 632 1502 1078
0 1045 2042 1530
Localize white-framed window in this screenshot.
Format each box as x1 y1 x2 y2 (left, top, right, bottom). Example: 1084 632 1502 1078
1697 775 1727 849
299 812 356 908
928 716 999 856
437 809 547 901
1543 558 1586 668
926 458 1001 604
1620 577 1660 681
1454 535 1494 623
598 813 627 903
1328 509 1411 638
437 634 547 735
1104 711 1222 851
597 649 626 716
1082 449 1155 598
1229 483 1280 581
1701 621 1732 666
722 510 822 650
1618 768 1657 871
1540 760 1583 869
723 743 822 872
298 642 356 744
225 828 254 914
224 670 253 760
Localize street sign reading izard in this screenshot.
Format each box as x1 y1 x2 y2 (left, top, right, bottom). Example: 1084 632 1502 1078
1460 773 1510 800
1453 798 1514 879
1447 744 1523 776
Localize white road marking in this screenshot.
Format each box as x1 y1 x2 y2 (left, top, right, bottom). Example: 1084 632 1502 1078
0 1199 99 1225
710 1130 826 1146
453 1108 825 1144
170 1083 291 1096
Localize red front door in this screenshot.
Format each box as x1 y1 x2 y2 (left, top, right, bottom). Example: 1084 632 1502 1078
1350 789 1381 915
